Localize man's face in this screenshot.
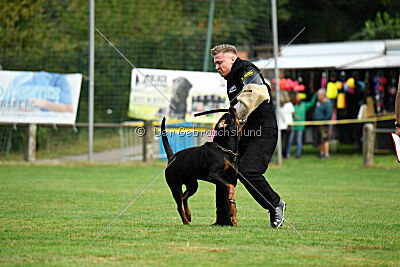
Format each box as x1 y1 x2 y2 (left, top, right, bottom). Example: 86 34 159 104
295 93 301 104
214 52 236 77
317 91 326 101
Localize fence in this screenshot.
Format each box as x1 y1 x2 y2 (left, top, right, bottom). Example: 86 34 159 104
1 1 397 162
363 123 395 166
1 0 276 125
120 122 214 161
0 0 279 159
0 121 215 162
0 123 120 161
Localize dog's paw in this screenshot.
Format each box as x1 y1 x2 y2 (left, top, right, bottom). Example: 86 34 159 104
186 212 192 222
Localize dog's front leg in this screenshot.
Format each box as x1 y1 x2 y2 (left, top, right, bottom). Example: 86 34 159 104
226 184 237 227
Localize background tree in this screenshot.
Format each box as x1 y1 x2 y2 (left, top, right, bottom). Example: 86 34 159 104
351 12 400 40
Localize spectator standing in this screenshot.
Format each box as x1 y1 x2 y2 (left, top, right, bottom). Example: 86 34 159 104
286 92 317 159
314 89 333 158
277 90 294 158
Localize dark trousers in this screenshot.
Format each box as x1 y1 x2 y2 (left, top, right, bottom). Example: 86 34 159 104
281 128 291 158
215 126 281 224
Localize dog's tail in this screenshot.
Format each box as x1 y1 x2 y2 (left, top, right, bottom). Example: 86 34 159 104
161 117 175 162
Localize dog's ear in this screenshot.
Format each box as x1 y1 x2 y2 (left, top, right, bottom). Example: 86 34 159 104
229 107 240 127
229 107 242 141
215 112 231 129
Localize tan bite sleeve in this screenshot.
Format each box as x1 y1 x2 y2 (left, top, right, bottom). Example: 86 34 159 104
234 84 270 123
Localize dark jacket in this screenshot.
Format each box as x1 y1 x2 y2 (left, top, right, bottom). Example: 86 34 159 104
225 57 277 130
314 99 333 121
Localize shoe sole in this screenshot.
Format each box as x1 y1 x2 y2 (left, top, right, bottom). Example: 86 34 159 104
272 201 286 228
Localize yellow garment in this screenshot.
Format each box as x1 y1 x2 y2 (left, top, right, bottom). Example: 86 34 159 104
299 92 307 100
335 81 343 89
347 77 355 89
327 81 338 99
337 92 346 109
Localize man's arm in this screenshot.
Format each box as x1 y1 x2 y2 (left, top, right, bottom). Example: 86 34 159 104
396 75 400 136
304 93 317 111
31 98 74 112
234 68 270 124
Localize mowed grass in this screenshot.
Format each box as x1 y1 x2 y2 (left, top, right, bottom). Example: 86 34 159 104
0 154 399 266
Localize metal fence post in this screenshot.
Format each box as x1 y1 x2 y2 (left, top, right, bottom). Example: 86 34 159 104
88 0 95 161
271 0 282 165
202 0 215 72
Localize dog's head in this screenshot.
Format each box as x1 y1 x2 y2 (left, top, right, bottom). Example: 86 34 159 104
213 107 240 152
214 107 239 129
172 77 192 97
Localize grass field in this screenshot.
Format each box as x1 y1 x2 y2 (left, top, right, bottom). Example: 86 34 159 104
1 153 399 266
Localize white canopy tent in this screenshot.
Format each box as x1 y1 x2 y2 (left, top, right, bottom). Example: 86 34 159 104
252 39 400 70
342 40 400 69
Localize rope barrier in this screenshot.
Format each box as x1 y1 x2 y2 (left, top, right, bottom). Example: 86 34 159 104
289 114 395 126
121 114 396 128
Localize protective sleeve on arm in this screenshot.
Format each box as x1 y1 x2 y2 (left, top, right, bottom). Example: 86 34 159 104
234 68 270 123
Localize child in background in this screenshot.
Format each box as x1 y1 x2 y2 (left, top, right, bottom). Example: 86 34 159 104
277 90 294 159
286 92 317 159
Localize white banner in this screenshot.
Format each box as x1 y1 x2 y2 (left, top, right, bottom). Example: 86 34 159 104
0 70 82 124
128 68 228 123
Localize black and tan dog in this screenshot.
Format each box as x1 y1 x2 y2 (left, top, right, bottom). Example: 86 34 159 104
161 108 240 226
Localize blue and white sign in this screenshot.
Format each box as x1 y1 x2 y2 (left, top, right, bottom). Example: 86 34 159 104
0 70 82 124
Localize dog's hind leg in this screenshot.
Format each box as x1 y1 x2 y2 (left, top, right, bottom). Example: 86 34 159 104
171 186 190 225
182 181 198 222
226 184 237 227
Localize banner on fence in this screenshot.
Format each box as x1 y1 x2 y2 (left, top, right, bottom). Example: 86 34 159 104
128 68 228 123
0 70 82 124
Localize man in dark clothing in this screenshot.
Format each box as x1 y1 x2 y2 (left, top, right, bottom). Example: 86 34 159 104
211 44 285 228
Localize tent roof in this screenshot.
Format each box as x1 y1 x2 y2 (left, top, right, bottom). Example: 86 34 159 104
252 39 400 70
342 40 400 69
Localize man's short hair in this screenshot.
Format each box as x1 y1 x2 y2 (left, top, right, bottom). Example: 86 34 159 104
210 44 237 56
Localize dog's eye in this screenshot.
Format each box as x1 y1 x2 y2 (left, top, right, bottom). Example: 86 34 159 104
217 120 228 128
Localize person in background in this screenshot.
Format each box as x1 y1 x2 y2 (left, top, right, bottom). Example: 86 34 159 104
3 71 73 113
395 75 400 136
314 89 333 158
277 90 294 159
286 92 317 159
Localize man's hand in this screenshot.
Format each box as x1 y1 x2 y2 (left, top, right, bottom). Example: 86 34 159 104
30 98 74 113
396 126 400 136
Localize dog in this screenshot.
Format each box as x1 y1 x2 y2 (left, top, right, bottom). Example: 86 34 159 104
169 77 192 119
161 107 240 226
